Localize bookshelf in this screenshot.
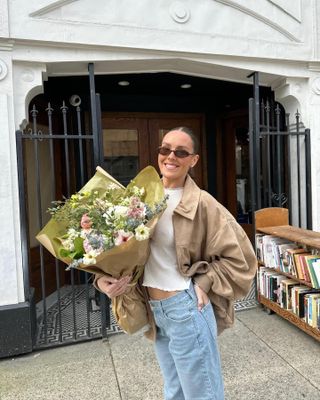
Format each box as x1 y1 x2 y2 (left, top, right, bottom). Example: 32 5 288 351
255 207 320 342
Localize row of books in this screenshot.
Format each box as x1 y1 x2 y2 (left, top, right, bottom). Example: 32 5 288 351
258 267 320 329
256 233 320 288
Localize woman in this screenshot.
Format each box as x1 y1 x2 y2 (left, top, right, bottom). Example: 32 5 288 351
96 127 257 400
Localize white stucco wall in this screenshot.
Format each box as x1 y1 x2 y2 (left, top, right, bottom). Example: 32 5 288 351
1 0 320 305
0 53 24 306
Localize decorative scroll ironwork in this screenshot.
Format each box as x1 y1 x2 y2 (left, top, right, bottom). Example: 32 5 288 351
249 91 312 229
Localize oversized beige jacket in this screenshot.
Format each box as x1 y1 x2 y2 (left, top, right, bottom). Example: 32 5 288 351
164 175 258 336
95 174 257 340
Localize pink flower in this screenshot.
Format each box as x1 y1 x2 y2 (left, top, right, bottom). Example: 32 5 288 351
80 214 92 230
83 238 93 253
127 199 146 219
114 230 134 246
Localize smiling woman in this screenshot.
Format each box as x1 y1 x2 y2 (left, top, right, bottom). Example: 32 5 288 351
96 126 257 400
158 127 199 189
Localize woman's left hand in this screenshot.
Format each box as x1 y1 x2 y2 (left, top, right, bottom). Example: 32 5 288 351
194 283 209 311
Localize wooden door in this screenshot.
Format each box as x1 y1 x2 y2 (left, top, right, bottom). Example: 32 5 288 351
101 112 205 188
217 111 253 241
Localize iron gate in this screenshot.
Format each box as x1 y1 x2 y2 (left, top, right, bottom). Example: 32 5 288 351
248 72 312 229
16 64 117 350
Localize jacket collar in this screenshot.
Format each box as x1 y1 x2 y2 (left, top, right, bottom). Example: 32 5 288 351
173 175 201 220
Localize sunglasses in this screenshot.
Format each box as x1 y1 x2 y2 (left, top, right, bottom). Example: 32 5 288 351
158 146 194 158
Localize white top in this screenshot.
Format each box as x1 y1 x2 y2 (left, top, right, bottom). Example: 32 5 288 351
143 187 191 291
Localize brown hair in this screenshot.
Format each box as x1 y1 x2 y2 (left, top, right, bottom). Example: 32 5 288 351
166 126 200 154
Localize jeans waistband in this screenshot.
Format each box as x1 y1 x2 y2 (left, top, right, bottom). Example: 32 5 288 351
148 282 196 309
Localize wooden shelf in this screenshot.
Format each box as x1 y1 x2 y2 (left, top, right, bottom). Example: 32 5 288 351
257 225 320 250
258 263 313 288
255 208 320 342
259 294 320 342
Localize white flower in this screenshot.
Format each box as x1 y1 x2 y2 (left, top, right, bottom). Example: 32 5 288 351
114 205 129 217
135 224 150 241
67 228 79 240
61 238 75 251
82 250 100 265
114 230 134 246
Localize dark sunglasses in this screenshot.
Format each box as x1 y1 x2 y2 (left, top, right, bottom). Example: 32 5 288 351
158 146 194 158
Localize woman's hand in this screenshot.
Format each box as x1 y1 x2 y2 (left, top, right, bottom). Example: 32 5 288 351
194 283 209 311
97 275 132 299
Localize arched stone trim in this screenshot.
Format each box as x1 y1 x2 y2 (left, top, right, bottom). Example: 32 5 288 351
13 62 48 129
214 0 300 42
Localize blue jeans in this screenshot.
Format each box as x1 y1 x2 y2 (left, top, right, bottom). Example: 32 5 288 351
149 283 224 400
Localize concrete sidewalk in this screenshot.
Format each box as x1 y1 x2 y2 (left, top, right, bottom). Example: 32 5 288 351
0 306 319 400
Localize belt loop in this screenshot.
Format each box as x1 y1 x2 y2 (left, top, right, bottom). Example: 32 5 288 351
186 281 196 302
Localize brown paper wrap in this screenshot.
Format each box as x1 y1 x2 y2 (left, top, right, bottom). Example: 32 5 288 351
36 165 165 334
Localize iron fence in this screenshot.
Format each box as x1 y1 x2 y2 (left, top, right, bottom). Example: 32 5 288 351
16 66 114 350
249 96 312 229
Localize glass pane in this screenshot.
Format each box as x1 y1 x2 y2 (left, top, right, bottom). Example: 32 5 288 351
102 129 139 186
235 128 251 223
158 129 170 144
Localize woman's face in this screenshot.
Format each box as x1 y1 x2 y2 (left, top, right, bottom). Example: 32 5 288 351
158 130 199 188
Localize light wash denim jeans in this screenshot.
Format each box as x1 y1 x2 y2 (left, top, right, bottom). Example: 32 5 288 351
149 283 224 400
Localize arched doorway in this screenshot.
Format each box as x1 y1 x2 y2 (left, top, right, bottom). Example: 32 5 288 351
20 68 273 349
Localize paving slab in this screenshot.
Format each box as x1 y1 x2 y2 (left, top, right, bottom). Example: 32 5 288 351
236 306 320 392
220 307 320 400
0 340 121 400
108 333 163 400
0 307 319 400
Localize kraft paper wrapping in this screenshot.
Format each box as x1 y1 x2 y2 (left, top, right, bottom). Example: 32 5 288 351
36 165 165 334
111 271 149 334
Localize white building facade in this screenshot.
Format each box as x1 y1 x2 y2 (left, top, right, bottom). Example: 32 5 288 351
1 0 320 356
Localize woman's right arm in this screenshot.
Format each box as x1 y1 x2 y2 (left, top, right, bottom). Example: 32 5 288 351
95 275 132 299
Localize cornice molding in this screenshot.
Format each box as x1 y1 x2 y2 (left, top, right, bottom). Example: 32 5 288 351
0 41 14 51
308 63 320 72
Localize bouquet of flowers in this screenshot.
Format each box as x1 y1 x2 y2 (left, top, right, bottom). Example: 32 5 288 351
36 165 167 334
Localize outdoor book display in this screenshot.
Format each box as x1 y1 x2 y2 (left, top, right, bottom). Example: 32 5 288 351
255 208 320 342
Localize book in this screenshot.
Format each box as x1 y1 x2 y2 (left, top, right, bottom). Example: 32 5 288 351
311 294 320 328
294 252 311 281
292 285 309 316
294 287 317 317
285 248 306 277
299 254 312 283
312 259 320 289
271 239 294 269
262 236 290 268
305 293 320 327
255 234 264 262
278 243 299 273
274 275 287 305
281 279 300 310
304 255 320 288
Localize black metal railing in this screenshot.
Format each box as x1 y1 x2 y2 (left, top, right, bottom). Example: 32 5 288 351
16 65 113 350
249 97 312 229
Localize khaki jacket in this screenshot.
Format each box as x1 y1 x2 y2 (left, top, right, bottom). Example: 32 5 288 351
95 175 257 340
166 175 258 336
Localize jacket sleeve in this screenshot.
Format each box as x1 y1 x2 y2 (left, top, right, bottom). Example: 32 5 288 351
193 208 257 301
92 273 104 292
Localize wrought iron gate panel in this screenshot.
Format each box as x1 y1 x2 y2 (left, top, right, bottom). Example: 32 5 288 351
16 65 117 350
249 92 312 229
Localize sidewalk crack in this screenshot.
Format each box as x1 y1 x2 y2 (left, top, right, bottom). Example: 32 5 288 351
105 338 123 400
236 314 320 393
